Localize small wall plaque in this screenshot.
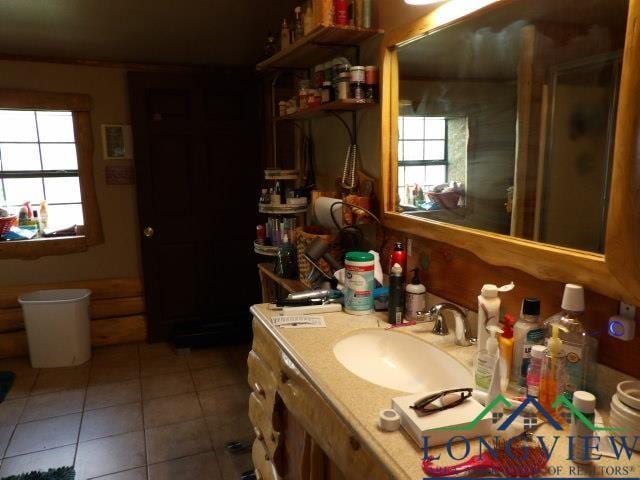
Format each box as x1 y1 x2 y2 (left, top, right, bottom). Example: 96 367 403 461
105 164 136 185
101 124 134 160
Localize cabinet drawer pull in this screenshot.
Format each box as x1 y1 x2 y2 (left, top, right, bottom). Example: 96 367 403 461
254 382 265 396
280 371 289 384
254 426 264 440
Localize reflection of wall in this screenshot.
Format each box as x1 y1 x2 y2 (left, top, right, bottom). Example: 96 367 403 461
0 60 141 285
447 117 468 185
400 80 516 234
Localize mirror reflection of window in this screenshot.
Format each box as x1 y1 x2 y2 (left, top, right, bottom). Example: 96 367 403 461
397 115 468 208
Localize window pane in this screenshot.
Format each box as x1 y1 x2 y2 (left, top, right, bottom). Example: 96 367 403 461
0 110 37 142
398 140 404 161
36 111 75 142
398 118 404 139
425 117 446 139
3 178 44 205
44 177 82 204
425 140 445 160
41 144 78 170
0 143 41 171
405 165 425 186
47 203 84 230
403 140 424 161
425 165 446 186
398 166 405 187
402 117 424 139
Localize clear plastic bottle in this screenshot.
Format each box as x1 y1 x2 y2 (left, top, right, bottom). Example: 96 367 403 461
544 284 598 397
510 298 544 391
526 345 546 399
539 324 568 413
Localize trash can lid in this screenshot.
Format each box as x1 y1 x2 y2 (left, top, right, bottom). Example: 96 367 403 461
18 289 92 304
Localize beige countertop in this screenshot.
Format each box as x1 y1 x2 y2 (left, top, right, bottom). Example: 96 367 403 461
251 303 640 479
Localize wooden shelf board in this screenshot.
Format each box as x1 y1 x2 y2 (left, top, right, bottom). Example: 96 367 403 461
257 24 383 70
276 99 377 121
258 263 306 294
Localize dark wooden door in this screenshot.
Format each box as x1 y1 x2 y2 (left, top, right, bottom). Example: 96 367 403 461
129 70 261 343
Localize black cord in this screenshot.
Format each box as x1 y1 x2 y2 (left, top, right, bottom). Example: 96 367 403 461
328 200 389 255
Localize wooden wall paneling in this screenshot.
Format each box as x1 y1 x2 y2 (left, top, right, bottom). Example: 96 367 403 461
90 315 147 346
401 233 640 378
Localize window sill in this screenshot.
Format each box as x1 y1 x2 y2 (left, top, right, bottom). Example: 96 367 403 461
0 236 88 260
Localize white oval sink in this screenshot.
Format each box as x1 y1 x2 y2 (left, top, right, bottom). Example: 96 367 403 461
333 329 472 393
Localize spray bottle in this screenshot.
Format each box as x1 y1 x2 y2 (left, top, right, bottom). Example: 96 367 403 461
387 263 404 325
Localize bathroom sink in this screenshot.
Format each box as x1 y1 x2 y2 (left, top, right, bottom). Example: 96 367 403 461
333 329 472 393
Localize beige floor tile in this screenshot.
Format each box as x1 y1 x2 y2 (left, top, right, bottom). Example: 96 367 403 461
5 373 37 400
138 343 176 360
191 366 244 392
204 416 254 450
141 372 194 400
75 430 146 480
215 448 254 480
0 398 27 426
20 389 85 423
80 402 143 442
6 413 81 457
197 385 250 419
145 418 211 464
0 425 14 457
92 344 140 368
186 350 227 371
0 445 75 478
140 356 188 378
94 467 147 480
85 379 141 411
31 366 90 396
143 392 202 428
147 451 220 480
90 364 140 386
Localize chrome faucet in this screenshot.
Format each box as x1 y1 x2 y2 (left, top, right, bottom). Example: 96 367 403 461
418 303 476 347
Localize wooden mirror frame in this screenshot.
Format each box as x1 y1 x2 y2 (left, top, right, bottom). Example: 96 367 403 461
379 0 640 305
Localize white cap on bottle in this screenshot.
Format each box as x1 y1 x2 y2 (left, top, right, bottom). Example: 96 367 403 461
562 284 585 312
391 263 403 276
531 345 546 359
481 284 498 298
572 390 596 413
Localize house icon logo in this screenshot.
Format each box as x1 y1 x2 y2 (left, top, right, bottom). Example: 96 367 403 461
437 394 623 432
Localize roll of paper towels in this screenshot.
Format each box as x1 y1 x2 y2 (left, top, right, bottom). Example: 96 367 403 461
314 197 344 229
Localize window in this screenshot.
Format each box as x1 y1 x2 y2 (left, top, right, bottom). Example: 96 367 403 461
397 115 467 207
0 110 84 231
0 89 102 259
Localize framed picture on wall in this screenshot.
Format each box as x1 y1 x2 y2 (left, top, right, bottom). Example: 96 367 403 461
101 124 134 160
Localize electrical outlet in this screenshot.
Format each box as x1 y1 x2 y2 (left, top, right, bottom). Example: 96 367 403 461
608 302 637 341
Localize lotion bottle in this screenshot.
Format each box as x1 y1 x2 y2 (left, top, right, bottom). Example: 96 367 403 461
404 268 426 322
498 314 515 393
477 282 514 354
475 325 504 414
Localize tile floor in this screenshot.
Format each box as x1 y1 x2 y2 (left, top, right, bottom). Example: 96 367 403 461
0 342 255 480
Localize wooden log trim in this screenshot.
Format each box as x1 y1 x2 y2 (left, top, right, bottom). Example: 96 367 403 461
0 89 91 111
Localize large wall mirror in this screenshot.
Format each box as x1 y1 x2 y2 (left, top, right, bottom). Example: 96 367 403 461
381 0 640 304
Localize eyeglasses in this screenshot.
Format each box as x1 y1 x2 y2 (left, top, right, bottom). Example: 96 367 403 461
410 388 473 417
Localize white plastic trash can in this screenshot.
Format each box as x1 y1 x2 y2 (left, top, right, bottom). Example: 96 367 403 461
18 289 92 368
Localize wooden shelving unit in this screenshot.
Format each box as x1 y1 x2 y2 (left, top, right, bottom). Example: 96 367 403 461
275 99 377 121
257 24 382 70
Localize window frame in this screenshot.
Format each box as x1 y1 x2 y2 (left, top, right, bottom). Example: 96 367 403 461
0 89 103 259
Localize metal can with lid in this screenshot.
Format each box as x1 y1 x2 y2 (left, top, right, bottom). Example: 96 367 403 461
344 251 375 315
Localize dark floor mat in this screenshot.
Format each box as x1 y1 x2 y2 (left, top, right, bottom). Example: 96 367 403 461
0 371 15 402
1 467 75 480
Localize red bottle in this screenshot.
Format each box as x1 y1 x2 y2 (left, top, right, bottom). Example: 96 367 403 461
389 241 407 278
334 0 349 25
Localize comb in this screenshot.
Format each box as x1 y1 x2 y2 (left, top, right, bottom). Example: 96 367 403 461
422 440 548 477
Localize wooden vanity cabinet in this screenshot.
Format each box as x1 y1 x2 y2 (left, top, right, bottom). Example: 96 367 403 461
247 317 391 480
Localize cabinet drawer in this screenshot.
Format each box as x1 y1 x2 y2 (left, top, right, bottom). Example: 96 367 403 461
252 438 280 480
247 350 277 407
248 391 279 458
277 351 390 480
252 317 282 372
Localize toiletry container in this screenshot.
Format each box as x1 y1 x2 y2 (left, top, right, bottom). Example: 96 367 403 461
498 314 515 392
344 251 375 315
477 282 514 355
539 323 568 412
387 263 404 324
511 298 544 390
544 284 598 396
526 345 546 399
474 325 503 413
404 268 426 322
570 391 597 464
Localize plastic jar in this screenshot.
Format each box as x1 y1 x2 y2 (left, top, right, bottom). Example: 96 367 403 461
321 81 334 103
365 66 379 100
350 66 366 83
344 251 375 315
336 75 350 100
